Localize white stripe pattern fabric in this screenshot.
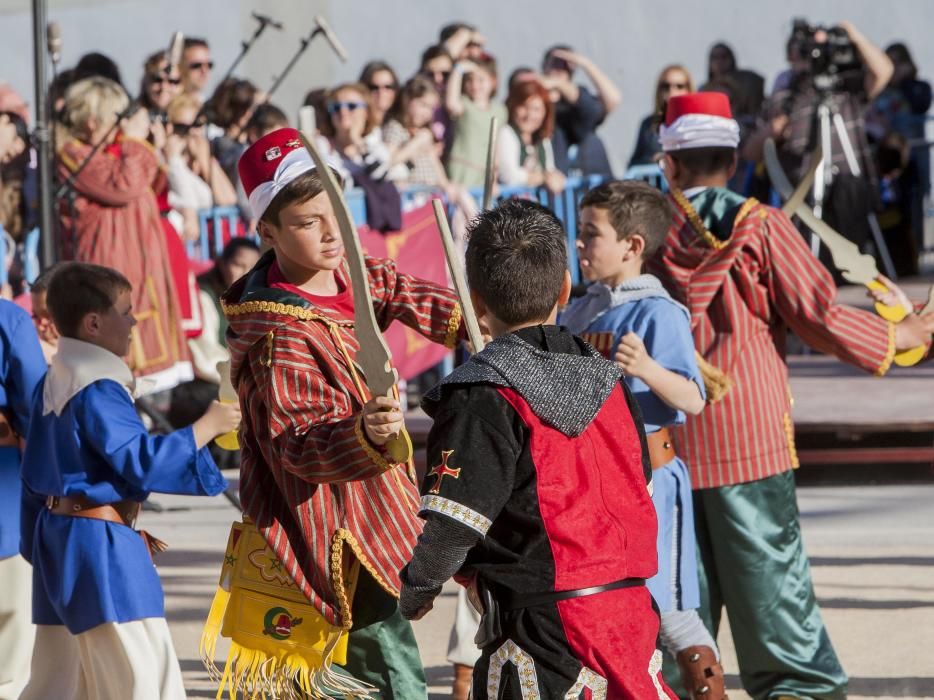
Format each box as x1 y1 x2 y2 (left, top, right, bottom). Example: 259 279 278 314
659 114 740 152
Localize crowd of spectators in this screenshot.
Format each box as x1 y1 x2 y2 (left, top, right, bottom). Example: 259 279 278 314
0 17 930 390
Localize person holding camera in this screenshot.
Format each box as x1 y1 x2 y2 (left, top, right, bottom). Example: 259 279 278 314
745 21 893 256
540 45 620 178
57 76 190 387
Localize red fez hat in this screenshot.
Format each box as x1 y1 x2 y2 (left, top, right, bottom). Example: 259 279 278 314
659 92 740 152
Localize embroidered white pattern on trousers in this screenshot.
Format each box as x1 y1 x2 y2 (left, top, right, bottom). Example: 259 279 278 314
487 639 540 699
564 666 608 699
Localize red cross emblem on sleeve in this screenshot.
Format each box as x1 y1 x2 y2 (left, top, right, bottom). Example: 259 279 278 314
427 450 461 494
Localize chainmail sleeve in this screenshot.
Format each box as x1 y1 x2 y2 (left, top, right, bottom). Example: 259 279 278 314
399 515 479 619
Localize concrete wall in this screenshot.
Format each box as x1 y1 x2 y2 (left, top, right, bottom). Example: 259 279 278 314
2 0 933 173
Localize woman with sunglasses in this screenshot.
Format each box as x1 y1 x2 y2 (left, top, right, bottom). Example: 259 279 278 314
138 50 182 121
318 83 405 184
359 61 399 127
628 65 694 167
314 82 408 231
164 94 237 238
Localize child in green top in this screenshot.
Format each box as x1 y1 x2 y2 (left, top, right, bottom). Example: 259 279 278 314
445 55 508 188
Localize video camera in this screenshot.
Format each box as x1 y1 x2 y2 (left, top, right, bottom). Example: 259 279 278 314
790 19 862 92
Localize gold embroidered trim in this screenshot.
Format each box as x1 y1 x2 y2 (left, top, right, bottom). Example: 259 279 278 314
444 303 463 349
420 495 492 535
487 640 541 700
221 299 354 326
672 188 758 251
330 527 398 630
783 411 799 469
354 414 398 473
564 667 607 699
695 351 732 403
57 144 81 174
260 330 275 367
875 322 896 377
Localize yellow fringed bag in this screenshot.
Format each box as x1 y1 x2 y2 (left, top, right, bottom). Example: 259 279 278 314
201 520 373 699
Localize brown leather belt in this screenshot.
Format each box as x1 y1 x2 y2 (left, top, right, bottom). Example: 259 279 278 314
46 495 167 558
47 494 141 527
647 428 676 470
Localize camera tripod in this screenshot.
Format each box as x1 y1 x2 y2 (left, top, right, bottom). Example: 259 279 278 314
809 93 897 278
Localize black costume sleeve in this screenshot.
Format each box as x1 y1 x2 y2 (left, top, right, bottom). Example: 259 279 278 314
399 386 522 618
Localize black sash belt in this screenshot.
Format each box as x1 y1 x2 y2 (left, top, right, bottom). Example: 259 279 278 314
499 577 646 612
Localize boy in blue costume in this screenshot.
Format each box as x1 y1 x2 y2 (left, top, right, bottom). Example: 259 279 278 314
0 299 47 699
19 262 241 700
562 180 726 698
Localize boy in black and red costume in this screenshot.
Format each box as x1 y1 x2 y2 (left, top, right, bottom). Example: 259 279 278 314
400 199 674 699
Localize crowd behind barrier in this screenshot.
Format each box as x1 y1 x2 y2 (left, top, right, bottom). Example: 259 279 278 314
186 166 667 284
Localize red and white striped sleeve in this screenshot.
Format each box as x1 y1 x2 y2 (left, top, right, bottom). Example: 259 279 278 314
763 208 895 376
263 328 399 483
366 256 464 349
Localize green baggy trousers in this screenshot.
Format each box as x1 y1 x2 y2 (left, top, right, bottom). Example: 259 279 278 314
691 470 848 700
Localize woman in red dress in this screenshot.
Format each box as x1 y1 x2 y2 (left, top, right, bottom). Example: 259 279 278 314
57 76 191 391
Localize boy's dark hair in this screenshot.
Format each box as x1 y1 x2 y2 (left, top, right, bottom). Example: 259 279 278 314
668 146 736 177
465 199 567 326
220 237 260 264
46 262 131 338
579 180 673 259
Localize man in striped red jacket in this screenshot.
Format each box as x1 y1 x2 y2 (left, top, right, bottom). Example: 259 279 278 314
222 128 463 697
649 93 934 700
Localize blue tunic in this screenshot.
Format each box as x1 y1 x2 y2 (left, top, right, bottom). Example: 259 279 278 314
21 378 227 633
562 292 705 612
0 301 47 558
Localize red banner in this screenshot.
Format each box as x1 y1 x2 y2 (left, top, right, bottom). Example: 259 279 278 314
359 202 453 381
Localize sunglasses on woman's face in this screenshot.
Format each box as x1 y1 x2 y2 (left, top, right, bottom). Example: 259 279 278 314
659 81 688 90
148 73 181 86
327 101 366 115
172 121 203 135
368 83 397 93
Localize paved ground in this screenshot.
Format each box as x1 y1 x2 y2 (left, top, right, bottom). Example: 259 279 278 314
157 476 934 700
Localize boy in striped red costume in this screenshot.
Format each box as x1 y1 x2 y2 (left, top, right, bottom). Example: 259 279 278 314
223 128 463 697
650 93 934 699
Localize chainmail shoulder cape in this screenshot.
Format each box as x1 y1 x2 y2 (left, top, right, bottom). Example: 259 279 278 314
423 326 622 437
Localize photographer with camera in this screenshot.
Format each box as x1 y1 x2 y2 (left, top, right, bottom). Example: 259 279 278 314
745 20 893 262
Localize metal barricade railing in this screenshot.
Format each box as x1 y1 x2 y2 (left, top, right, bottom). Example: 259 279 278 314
189 207 246 260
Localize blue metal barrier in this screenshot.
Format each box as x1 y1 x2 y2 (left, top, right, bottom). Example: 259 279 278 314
189 207 245 260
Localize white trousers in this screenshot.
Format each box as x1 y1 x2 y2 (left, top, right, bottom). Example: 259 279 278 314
19 617 186 700
0 555 33 700
446 587 482 667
